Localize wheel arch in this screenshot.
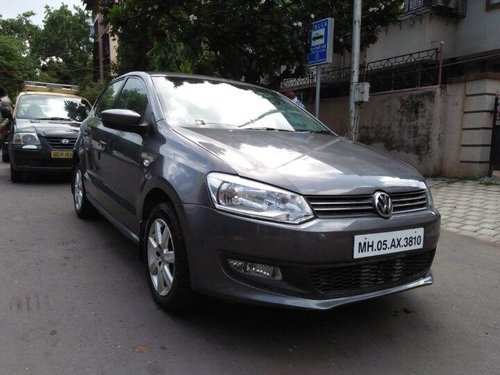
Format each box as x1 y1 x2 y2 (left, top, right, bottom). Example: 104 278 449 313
138 179 190 253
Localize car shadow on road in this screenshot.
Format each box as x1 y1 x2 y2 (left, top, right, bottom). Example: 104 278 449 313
16 172 71 185
158 292 434 367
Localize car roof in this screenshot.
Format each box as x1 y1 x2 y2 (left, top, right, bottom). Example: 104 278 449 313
122 71 268 91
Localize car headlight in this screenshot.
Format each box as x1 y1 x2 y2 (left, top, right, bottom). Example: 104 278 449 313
425 183 435 210
13 132 40 146
207 172 314 224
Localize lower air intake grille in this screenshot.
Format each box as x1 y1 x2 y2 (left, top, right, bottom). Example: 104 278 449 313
308 250 435 295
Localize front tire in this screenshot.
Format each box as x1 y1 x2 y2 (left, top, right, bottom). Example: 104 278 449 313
143 202 194 313
72 167 96 219
1 144 9 162
10 164 22 183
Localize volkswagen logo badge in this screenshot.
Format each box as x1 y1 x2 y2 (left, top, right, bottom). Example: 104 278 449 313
373 191 393 219
61 139 70 145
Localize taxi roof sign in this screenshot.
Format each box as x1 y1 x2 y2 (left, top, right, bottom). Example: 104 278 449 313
22 81 80 95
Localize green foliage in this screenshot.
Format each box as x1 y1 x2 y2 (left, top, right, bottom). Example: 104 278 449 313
0 13 40 95
0 35 37 96
79 80 107 105
95 0 403 85
0 5 95 98
32 5 93 86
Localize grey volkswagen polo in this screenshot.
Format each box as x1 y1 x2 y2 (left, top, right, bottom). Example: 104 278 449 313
72 72 440 312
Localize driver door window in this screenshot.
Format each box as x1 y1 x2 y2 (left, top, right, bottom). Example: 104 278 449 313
114 77 149 116
95 80 124 117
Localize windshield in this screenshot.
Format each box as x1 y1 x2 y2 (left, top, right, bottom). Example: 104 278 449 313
15 94 91 122
152 76 332 133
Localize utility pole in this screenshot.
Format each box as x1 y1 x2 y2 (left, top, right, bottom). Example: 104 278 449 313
349 0 362 141
315 66 321 118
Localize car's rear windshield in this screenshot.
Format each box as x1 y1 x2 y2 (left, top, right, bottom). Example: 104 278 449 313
152 76 332 133
15 94 91 122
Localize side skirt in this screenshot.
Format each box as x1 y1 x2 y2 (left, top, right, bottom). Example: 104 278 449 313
87 194 140 245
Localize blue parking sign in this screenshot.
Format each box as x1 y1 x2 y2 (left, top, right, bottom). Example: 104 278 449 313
307 18 334 66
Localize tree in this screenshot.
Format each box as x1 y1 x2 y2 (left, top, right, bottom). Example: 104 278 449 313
0 35 37 95
0 12 40 95
0 6 94 96
91 0 403 85
32 5 93 86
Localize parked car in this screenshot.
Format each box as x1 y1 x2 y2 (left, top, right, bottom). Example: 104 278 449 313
72 72 440 312
5 81 91 182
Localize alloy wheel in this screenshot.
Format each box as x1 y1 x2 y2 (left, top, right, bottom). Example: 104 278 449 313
74 169 83 211
147 218 176 296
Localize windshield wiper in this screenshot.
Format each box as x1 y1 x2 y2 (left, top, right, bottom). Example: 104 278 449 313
297 129 332 134
242 127 294 132
37 117 74 121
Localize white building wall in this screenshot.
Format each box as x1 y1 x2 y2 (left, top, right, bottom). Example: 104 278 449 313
359 1 500 63
454 2 500 57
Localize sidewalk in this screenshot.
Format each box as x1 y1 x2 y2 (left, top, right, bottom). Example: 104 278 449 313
428 177 500 247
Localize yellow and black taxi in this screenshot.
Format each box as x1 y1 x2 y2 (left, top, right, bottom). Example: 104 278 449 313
6 81 91 182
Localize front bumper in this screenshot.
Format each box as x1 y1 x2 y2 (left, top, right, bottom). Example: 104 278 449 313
10 147 73 172
182 204 440 310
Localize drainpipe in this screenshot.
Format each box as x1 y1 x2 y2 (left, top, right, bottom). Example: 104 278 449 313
437 41 444 87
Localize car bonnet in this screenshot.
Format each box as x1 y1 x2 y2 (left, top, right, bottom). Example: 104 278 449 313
174 127 426 195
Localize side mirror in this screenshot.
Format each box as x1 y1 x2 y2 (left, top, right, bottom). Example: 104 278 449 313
101 109 147 133
1 107 13 120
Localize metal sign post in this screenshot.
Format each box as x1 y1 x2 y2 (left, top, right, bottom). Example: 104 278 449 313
307 18 334 119
315 66 321 118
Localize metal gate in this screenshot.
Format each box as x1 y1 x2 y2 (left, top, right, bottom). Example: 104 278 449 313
490 96 500 176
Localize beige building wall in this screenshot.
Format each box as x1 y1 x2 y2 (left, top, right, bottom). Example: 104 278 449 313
308 77 500 177
336 2 500 66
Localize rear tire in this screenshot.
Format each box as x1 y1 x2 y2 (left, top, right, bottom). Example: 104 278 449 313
143 202 194 313
72 166 96 219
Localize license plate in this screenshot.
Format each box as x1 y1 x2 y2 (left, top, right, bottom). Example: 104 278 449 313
51 150 73 159
354 228 424 259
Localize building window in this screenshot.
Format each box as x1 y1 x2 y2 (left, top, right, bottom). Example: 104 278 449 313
486 0 500 10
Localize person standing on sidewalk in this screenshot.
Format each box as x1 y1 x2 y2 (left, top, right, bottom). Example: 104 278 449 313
282 89 306 110
0 85 14 146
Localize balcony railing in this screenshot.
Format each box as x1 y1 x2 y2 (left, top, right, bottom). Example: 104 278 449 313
401 0 467 18
281 48 440 97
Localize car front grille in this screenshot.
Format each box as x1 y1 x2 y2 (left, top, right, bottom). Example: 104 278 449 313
306 189 428 218
308 250 435 296
44 136 77 149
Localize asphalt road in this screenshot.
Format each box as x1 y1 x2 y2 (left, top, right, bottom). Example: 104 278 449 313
0 163 498 375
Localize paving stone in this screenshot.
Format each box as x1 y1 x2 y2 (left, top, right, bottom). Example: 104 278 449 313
474 235 495 242
460 230 479 238
444 221 462 228
477 228 499 237
428 178 500 245
481 222 500 230
459 225 481 232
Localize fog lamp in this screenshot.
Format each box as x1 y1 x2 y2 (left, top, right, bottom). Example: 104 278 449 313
227 259 282 280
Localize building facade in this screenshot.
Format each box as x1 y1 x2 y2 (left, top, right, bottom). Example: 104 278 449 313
284 0 500 177
84 0 118 83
